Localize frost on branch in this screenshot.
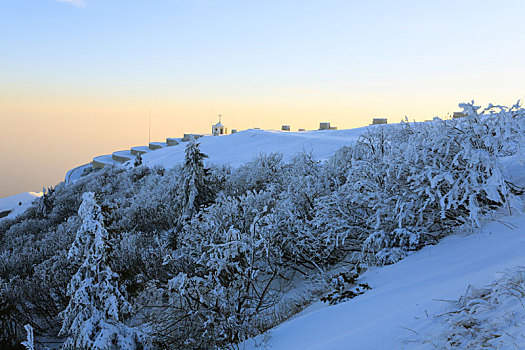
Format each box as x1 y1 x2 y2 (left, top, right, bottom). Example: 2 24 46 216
362 228 420 265
351 102 525 265
419 267 525 349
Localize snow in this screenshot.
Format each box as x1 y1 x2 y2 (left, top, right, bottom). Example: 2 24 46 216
421 266 525 348
130 146 151 154
242 214 525 349
93 154 120 166
112 150 134 159
65 163 91 183
0 191 42 221
142 128 367 169
239 143 525 349
149 142 167 148
500 152 525 187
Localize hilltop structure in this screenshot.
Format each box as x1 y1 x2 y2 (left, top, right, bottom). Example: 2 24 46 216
212 114 227 136
319 122 337 130
88 116 367 172
371 118 388 125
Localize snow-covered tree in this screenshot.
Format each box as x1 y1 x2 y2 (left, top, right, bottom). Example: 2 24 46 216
133 153 143 167
160 190 291 348
0 278 20 348
178 139 213 221
59 192 140 350
36 186 55 218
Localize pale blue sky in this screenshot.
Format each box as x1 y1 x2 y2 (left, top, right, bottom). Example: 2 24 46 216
3 0 525 96
1 0 525 196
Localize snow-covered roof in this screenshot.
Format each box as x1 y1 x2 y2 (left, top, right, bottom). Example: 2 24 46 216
112 150 134 157
93 154 120 165
213 122 224 128
149 142 167 147
131 146 150 153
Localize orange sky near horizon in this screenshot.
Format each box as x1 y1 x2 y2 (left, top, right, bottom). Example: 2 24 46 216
2 85 524 197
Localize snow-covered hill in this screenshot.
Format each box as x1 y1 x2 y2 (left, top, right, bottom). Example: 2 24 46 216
5 127 367 221
0 192 42 221
242 215 525 349
141 128 367 169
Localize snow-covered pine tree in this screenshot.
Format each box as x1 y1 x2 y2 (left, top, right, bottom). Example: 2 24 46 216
59 192 140 350
36 186 54 218
134 153 143 167
178 138 213 220
0 278 19 348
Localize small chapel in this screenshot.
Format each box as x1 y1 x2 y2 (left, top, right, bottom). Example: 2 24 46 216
212 114 227 135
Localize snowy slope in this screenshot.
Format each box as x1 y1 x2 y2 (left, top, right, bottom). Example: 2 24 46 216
240 149 525 350
141 128 367 169
0 192 42 221
242 214 525 350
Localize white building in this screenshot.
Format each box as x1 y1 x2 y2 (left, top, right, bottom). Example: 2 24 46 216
212 115 227 135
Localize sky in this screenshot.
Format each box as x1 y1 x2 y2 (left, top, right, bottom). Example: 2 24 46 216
1 0 525 197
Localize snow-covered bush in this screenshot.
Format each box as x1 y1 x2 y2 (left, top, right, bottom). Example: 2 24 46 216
267 152 345 269
350 103 524 265
362 228 421 265
323 145 354 187
133 153 143 167
36 186 55 219
320 270 371 305
156 190 292 348
114 167 181 234
420 267 525 348
228 152 284 196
